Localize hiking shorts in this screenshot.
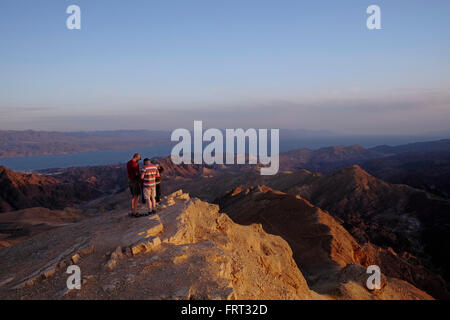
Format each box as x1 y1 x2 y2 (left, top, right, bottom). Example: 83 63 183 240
143 187 156 200
128 180 141 196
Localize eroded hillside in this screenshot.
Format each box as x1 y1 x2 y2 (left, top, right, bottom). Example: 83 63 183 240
0 190 433 300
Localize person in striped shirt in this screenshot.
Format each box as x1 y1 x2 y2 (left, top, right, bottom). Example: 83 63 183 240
140 158 160 215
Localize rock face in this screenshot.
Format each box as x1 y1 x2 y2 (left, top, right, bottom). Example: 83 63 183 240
0 190 316 300
0 166 102 213
362 150 450 198
189 166 449 299
0 190 434 300
215 185 439 299
38 164 129 195
154 158 203 178
275 166 450 297
216 185 362 278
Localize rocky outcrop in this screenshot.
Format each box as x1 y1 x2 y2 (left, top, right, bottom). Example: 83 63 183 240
0 190 435 300
198 165 450 298
38 164 129 194
275 166 450 297
0 190 316 300
216 185 363 278
0 166 102 213
215 185 440 299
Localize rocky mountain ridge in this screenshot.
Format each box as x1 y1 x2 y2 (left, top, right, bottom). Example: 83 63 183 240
0 190 433 300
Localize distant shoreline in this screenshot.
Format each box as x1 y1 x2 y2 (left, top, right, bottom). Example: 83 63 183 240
0 144 175 172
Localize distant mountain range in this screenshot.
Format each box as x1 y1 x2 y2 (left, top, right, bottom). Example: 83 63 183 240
371 139 450 155
279 139 450 197
1 129 449 159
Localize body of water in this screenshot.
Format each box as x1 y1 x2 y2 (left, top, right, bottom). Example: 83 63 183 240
0 145 175 171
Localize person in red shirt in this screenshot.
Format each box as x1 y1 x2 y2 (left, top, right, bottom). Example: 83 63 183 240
127 153 142 217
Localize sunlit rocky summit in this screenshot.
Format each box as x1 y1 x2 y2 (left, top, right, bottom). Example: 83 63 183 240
0 190 433 300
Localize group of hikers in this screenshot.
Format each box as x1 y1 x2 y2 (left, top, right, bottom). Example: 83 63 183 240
126 153 164 217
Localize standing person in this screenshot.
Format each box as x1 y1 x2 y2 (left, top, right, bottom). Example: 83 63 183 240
140 158 160 215
127 153 142 217
155 164 164 203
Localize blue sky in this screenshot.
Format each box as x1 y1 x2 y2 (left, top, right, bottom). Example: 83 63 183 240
1 0 449 134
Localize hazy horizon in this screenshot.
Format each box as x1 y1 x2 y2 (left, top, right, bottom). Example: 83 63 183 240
1 1 450 134
2 127 450 139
